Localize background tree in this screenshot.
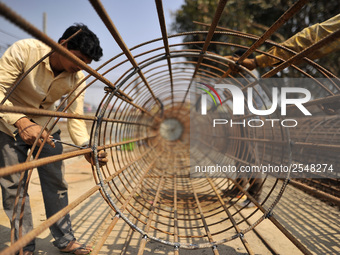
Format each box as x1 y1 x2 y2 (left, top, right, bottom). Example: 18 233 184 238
171 0 340 77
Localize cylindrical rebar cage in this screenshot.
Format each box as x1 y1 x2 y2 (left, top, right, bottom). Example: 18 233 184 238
0 1 339 255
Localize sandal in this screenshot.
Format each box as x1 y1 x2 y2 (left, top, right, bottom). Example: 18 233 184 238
59 240 93 255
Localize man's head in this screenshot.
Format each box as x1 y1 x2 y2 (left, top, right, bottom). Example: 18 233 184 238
58 23 103 62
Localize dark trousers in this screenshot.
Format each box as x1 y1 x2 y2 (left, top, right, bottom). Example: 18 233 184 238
0 131 75 252
236 127 263 201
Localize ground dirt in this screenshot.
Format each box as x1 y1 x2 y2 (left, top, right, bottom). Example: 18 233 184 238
0 122 339 255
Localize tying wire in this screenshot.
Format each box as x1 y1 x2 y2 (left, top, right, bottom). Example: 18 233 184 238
51 138 87 149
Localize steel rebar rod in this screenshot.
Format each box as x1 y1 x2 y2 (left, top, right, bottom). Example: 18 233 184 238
227 136 340 152
220 0 310 78
180 0 228 105
0 1 339 254
0 185 101 255
193 22 339 80
231 180 313 255
155 0 175 107
207 178 255 255
91 158 158 255
237 209 280 255
88 0 159 105
137 174 165 255
0 135 153 177
263 29 340 78
288 179 340 206
173 174 179 255
190 179 220 255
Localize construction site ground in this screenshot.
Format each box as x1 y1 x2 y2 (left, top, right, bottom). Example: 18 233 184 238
0 122 339 255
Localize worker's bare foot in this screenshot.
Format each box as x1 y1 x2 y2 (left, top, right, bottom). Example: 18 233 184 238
59 240 93 254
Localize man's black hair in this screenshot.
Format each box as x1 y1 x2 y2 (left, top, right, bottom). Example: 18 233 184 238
58 23 103 61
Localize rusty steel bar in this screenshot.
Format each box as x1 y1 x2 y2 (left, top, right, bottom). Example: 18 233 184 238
238 210 281 255
0 2 132 101
220 0 310 78
0 104 97 120
0 185 101 255
207 178 255 255
194 20 284 41
137 174 165 255
194 0 228 59
0 104 154 127
88 0 159 105
263 28 340 78
91 218 117 255
0 148 91 178
180 0 228 104
230 180 313 255
227 136 340 152
1 1 339 255
155 0 175 106
288 179 340 206
120 218 139 255
233 0 309 64
173 174 179 255
91 157 158 255
193 22 339 80
190 179 220 255
0 136 153 177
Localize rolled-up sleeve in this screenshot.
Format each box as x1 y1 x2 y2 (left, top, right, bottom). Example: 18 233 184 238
255 14 340 68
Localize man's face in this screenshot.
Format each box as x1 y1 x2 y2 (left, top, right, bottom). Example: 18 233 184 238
61 49 92 73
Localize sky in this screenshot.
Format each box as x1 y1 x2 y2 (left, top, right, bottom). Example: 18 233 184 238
0 0 185 105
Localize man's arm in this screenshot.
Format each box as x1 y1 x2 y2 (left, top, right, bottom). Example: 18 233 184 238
14 117 55 147
226 14 340 70
67 79 107 166
0 40 54 147
255 14 340 68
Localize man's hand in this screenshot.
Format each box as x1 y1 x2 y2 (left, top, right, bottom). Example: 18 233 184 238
225 56 257 72
15 117 55 147
320 101 340 115
85 150 108 167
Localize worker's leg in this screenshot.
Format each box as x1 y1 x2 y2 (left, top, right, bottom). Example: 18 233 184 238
34 130 75 249
247 177 263 201
0 131 35 252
